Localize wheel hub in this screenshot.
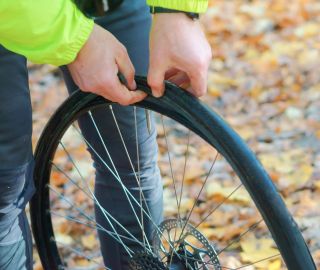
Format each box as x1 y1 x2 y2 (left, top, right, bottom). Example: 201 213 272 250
153 219 221 270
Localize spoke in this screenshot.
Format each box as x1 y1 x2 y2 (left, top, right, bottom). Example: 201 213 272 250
174 152 219 256
188 253 281 270
59 142 134 257
217 219 264 255
145 109 152 134
87 111 151 250
194 183 243 230
161 116 181 268
45 97 284 270
71 120 177 257
49 185 143 251
161 116 180 218
163 251 221 269
54 239 110 270
233 254 281 269
49 184 95 224
109 106 167 248
51 162 93 200
109 108 188 262
166 152 219 268
50 210 139 246
51 163 152 251
202 219 265 268
177 130 191 218
185 152 219 227
109 105 154 220
134 106 145 247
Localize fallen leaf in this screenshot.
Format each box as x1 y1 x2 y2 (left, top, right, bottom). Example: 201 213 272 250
240 236 279 268
81 234 96 250
206 182 251 204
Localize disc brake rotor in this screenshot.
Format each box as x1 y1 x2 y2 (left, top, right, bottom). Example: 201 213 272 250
153 219 221 270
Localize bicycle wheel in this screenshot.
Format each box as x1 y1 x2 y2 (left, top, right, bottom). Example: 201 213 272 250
30 76 315 270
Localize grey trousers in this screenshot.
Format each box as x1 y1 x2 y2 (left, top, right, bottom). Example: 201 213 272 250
0 0 163 269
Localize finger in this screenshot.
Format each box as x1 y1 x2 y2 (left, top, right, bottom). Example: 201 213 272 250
148 61 167 98
116 49 136 90
187 70 208 97
107 76 146 105
165 68 180 80
180 81 191 90
167 71 190 87
119 89 147 106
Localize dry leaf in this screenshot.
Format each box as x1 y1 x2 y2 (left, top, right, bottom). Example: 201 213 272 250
240 236 279 268
81 234 96 250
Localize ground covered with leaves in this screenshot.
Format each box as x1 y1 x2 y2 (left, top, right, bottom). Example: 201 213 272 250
28 0 319 269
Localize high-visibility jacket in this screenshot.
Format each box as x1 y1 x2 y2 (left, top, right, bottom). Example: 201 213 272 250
0 0 208 66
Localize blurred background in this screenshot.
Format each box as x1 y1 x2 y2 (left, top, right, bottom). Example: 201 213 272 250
28 0 319 268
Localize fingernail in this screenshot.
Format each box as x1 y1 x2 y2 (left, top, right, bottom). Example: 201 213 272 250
136 90 147 97
131 80 137 90
153 91 162 98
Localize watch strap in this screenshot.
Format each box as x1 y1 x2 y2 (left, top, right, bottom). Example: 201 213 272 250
150 6 199 20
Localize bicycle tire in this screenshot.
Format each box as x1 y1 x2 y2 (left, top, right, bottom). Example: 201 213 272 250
30 76 316 270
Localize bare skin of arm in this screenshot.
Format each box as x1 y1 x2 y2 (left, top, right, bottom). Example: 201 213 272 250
148 13 212 97
67 24 146 106
67 13 211 105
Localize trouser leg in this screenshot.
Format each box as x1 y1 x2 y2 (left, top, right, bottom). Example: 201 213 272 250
61 0 163 268
0 45 34 270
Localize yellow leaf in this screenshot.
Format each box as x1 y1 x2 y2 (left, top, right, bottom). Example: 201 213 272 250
249 86 263 99
295 22 320 38
184 162 206 182
287 164 313 186
81 234 96 249
75 258 91 266
179 198 194 213
241 237 274 253
206 182 251 204
235 127 255 140
209 73 238 87
252 51 279 72
259 154 293 174
208 85 222 97
55 233 73 245
268 259 282 270
272 41 304 57
298 49 319 67
201 227 225 239
315 180 320 190
240 236 279 268
162 176 172 187
244 48 259 60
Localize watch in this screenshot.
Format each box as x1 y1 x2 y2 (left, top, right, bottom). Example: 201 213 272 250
150 6 200 20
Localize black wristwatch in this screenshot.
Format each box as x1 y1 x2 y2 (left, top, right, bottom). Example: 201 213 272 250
150 6 200 20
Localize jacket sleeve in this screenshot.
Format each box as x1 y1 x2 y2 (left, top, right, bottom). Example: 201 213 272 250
0 0 94 66
147 0 208 13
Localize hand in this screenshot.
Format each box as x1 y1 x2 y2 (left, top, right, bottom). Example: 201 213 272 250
67 24 146 106
148 13 212 98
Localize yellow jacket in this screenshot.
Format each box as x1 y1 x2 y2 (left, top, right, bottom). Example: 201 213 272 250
0 0 208 66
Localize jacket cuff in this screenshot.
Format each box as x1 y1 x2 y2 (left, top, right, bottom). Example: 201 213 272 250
56 14 94 65
147 0 208 13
